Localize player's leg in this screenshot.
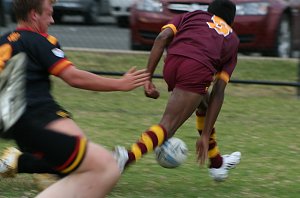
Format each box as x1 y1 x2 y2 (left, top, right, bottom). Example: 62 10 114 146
1 110 110 193
45 117 85 137
120 87 204 167
196 92 241 181
0 148 59 177
0 107 85 177
1 110 95 185
195 93 223 168
37 142 120 198
0 147 22 177
31 117 87 188
160 88 204 137
114 55 209 170
31 117 89 189
12 121 120 197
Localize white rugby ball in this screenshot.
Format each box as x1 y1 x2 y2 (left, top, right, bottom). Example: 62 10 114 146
155 137 188 168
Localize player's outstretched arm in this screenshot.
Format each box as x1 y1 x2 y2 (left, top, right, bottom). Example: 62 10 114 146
58 66 149 92
120 67 150 91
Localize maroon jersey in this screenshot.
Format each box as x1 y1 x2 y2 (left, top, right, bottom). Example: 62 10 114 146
163 10 239 78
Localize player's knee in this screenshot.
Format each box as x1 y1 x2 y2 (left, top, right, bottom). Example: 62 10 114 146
83 143 120 179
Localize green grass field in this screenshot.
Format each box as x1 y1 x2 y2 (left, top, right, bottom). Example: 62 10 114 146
0 52 299 198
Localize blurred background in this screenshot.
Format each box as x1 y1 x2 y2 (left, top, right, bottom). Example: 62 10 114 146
1 0 300 58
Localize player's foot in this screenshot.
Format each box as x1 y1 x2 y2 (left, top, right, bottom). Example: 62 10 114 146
0 53 27 133
33 174 60 191
0 147 22 178
209 151 241 181
112 146 129 173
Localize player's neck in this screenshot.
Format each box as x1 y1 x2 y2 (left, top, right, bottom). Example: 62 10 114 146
17 22 44 34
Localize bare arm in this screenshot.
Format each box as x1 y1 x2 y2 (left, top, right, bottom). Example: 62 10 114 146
144 28 174 99
58 66 149 92
196 78 227 165
146 28 174 76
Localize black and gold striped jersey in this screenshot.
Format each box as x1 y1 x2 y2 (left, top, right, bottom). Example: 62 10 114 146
0 28 73 108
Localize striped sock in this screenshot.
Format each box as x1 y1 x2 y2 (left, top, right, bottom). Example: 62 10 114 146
126 124 168 165
196 112 223 168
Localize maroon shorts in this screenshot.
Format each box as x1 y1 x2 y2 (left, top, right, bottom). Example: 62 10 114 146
163 54 214 95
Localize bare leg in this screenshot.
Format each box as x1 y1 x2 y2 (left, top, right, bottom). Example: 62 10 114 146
26 118 119 196
160 87 205 137
197 92 210 113
195 92 223 168
125 87 205 165
36 143 121 198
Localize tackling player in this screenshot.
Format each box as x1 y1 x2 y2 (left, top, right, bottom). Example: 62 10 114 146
0 0 148 197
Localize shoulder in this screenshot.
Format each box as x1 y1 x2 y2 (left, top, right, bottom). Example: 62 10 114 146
16 31 60 46
0 31 21 43
45 35 59 46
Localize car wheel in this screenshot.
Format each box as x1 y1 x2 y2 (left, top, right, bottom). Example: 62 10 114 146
130 33 152 50
116 16 129 28
84 1 99 25
273 15 292 58
53 13 63 24
10 9 16 23
130 42 152 51
130 43 143 50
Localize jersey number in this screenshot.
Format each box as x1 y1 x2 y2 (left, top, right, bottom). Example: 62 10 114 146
207 15 232 37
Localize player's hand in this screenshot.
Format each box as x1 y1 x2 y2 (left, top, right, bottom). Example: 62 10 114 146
196 135 209 166
144 80 160 99
121 67 150 91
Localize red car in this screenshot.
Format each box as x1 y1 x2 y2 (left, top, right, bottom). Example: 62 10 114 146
130 0 300 57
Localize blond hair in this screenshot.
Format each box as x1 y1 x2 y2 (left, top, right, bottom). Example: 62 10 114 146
13 0 55 21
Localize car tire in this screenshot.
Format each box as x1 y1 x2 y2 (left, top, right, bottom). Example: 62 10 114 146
130 43 142 50
130 42 152 51
265 14 292 58
53 13 63 24
10 8 16 23
84 1 99 25
116 16 129 28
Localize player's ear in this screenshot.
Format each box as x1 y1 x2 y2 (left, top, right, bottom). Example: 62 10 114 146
29 9 38 21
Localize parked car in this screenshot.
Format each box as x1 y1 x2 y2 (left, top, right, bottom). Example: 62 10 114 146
109 0 134 27
3 0 111 25
53 0 111 24
3 0 15 22
130 0 300 57
3 0 11 13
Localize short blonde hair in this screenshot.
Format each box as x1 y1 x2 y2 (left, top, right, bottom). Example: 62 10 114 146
13 0 56 21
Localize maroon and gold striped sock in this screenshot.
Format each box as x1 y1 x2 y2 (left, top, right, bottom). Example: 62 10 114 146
126 124 168 166
207 128 223 168
196 112 223 168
